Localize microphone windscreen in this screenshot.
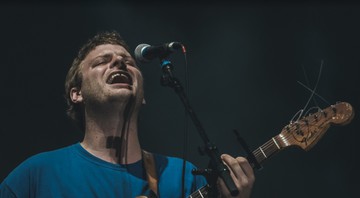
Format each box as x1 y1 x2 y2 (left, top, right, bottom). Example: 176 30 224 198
134 43 151 63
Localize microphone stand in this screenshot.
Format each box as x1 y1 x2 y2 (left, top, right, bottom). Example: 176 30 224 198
159 59 239 197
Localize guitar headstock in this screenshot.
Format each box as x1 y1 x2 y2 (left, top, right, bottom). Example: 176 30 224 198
278 102 354 151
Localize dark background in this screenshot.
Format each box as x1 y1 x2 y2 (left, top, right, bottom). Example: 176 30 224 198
0 1 359 197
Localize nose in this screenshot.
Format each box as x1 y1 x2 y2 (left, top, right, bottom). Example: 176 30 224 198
110 55 127 70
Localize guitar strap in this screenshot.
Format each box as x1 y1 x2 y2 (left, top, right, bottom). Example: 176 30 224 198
142 150 158 197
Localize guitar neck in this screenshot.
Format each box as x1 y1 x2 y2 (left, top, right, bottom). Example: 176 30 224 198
250 135 284 167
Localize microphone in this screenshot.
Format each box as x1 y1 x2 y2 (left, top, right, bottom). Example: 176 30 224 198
134 42 182 63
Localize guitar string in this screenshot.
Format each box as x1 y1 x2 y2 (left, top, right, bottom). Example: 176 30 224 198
190 185 208 198
253 141 275 159
253 138 279 155
252 140 278 163
297 60 324 121
255 145 278 162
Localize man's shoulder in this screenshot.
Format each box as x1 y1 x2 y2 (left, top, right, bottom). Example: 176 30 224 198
10 143 78 172
1 143 79 192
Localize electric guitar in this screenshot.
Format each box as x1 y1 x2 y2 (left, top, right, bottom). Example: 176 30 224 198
188 102 354 198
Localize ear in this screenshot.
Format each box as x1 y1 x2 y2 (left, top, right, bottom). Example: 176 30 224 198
70 87 83 103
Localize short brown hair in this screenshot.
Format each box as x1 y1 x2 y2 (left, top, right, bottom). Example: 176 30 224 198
64 31 130 131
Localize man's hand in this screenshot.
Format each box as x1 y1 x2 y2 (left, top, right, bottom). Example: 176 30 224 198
217 154 255 198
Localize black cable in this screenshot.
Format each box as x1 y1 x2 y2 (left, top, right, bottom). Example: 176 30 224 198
181 44 189 198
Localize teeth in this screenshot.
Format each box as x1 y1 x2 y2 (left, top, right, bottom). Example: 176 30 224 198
108 73 130 84
108 74 118 83
111 73 120 80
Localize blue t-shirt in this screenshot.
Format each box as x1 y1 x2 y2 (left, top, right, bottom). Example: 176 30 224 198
0 143 207 198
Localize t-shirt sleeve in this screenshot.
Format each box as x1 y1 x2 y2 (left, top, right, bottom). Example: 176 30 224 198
0 157 35 198
0 181 17 198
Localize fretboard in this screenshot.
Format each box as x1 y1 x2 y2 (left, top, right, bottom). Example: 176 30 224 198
251 135 283 167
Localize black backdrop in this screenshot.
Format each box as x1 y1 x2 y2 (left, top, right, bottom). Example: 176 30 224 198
1 1 359 198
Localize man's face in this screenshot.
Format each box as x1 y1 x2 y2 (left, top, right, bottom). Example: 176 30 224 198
76 44 144 106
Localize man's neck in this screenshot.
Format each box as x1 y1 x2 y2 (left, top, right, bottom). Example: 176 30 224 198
81 104 142 165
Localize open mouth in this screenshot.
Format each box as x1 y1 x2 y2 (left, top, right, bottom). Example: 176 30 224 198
106 71 133 85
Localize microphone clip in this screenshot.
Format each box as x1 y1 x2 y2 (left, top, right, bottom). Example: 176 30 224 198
160 59 182 91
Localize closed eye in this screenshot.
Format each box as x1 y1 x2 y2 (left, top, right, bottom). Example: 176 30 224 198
91 55 112 67
123 58 138 68
126 60 135 66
